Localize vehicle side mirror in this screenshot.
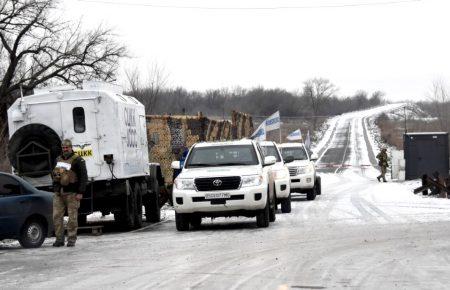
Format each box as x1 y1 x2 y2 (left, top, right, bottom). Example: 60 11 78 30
264 156 277 166
283 156 294 163
310 153 319 161
171 161 181 170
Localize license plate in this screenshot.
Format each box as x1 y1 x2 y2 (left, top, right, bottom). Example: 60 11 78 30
205 193 230 199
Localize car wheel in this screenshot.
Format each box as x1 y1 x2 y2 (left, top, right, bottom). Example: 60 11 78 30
269 188 276 222
306 188 316 200
281 194 292 213
316 176 322 195
145 179 161 223
134 182 143 229
175 213 190 231
19 219 46 248
190 215 202 228
256 198 270 228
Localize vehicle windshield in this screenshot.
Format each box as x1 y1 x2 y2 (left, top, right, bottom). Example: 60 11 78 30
185 145 259 168
261 145 281 162
280 146 309 161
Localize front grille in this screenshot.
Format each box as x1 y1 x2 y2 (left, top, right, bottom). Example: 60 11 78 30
288 167 298 176
194 176 241 191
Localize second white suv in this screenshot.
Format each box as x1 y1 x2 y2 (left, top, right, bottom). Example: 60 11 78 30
171 140 277 231
259 141 292 213
279 143 321 200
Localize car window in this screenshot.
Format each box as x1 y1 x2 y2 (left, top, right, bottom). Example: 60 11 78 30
0 175 22 196
185 145 259 168
280 146 309 161
261 145 281 162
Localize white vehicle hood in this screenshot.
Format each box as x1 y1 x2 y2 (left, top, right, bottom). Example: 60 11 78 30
179 165 262 179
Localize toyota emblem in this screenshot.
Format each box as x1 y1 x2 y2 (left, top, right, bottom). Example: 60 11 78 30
213 179 222 187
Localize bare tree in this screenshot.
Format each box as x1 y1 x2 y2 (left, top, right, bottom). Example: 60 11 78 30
427 79 449 131
303 78 337 129
125 63 169 114
0 0 126 124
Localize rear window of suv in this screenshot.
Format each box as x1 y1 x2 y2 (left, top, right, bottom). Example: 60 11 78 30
280 146 309 161
185 145 259 168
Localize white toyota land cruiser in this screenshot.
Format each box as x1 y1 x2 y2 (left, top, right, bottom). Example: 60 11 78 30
171 140 277 231
259 141 292 213
279 143 322 201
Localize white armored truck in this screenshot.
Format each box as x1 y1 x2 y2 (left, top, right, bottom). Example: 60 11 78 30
7 81 163 229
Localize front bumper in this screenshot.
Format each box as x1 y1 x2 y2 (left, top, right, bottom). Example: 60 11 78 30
274 178 290 199
173 184 268 214
289 173 315 191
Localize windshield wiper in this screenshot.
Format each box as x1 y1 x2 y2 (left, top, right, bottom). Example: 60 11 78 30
187 163 217 167
217 162 248 166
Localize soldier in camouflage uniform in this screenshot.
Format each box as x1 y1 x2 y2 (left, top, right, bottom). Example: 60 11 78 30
52 139 88 247
376 148 389 182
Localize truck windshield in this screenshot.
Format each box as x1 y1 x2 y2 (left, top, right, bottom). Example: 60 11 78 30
261 145 281 162
280 147 308 161
185 145 259 168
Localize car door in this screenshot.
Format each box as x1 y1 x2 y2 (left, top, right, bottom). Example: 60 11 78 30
0 174 32 238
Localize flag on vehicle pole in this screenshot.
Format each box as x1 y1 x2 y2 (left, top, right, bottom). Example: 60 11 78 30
305 130 311 149
286 129 303 141
264 111 281 132
251 121 266 141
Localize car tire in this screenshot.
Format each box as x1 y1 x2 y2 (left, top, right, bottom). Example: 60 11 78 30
190 215 202 228
134 182 143 229
281 194 292 213
19 219 46 248
176 213 190 231
306 188 316 200
145 179 161 223
315 176 322 195
256 198 270 228
269 188 276 222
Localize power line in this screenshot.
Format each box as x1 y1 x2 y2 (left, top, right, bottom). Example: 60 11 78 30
77 0 422 10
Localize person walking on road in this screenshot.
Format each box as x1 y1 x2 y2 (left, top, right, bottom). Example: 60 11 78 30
52 139 88 247
376 148 389 182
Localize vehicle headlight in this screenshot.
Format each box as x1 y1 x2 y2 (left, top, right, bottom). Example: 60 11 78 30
241 175 263 187
273 170 288 180
174 178 195 190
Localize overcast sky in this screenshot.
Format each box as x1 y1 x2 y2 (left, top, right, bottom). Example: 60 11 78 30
62 0 450 101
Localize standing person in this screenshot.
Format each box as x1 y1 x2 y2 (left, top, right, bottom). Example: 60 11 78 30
376 148 389 182
52 139 88 247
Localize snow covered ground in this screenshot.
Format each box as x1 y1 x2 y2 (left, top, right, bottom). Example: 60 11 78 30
2 103 450 289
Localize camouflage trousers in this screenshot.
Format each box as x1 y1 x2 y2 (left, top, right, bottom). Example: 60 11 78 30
53 193 80 243
377 166 387 181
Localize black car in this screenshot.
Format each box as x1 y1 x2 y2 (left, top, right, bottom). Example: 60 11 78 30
0 172 53 248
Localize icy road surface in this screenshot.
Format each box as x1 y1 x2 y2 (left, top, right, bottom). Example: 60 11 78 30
2 104 450 289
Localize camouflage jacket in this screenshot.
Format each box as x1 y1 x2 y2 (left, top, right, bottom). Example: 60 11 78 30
376 151 389 167
52 153 88 195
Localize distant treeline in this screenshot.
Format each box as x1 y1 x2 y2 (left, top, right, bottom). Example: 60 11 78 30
127 78 386 118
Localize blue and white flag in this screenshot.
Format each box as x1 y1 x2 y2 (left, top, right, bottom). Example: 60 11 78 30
251 121 266 141
305 130 311 149
286 129 303 141
264 111 281 132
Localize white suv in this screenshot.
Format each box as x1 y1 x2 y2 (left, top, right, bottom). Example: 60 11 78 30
259 141 292 213
171 140 277 231
279 143 321 200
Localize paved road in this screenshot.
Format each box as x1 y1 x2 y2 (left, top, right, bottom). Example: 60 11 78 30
2 105 450 289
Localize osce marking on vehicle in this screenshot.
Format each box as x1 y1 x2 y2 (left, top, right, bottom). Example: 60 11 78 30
124 107 138 148
74 144 93 157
